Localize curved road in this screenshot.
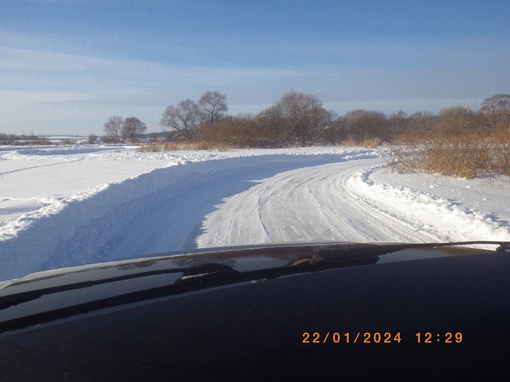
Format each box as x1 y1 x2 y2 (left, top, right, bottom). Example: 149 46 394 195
0 152 441 280
197 159 441 247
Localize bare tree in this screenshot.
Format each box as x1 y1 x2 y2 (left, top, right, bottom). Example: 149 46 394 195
103 116 125 143
267 91 331 145
198 91 228 125
160 99 201 140
387 110 408 140
341 109 388 143
122 117 147 143
408 111 435 134
481 94 510 130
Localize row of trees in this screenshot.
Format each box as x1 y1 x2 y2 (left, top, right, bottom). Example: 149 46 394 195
102 91 510 147
156 90 337 147
102 91 228 143
195 93 510 148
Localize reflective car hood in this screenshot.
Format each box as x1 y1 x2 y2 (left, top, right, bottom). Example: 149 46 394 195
1 241 510 381
0 241 497 293
0 241 507 334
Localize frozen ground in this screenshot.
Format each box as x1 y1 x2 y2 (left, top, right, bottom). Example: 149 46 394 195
1 144 509 281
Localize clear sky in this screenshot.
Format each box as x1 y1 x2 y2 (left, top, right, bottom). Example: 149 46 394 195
1 0 509 135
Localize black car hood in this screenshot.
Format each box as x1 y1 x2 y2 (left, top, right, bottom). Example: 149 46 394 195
0 241 508 334
1 241 510 381
1 241 502 295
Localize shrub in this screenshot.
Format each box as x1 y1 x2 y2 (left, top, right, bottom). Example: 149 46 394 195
390 128 510 178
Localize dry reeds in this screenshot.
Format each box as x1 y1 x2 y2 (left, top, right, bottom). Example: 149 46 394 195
391 129 510 178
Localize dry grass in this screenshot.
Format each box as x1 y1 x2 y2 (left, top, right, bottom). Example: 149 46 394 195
390 129 510 178
342 136 383 147
362 137 382 148
341 138 358 147
139 133 385 153
138 140 230 152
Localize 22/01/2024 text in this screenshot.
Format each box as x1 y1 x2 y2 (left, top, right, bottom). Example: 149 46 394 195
302 331 463 344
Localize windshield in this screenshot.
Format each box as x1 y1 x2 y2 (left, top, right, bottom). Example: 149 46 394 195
0 0 509 281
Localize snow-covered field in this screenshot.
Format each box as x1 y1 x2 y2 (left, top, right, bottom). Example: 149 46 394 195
1 144 509 281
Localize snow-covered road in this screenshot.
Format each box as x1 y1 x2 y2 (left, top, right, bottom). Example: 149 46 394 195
198 159 440 247
1 145 509 281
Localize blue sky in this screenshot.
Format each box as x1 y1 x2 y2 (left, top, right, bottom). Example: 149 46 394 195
1 0 509 135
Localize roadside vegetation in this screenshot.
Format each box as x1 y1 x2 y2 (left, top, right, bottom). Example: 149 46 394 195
391 95 510 178
2 92 509 179
135 90 412 150
144 91 510 179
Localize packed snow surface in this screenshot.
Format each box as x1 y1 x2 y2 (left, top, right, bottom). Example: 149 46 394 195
1 145 509 281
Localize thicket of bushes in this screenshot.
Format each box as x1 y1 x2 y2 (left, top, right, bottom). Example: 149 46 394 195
391 100 510 178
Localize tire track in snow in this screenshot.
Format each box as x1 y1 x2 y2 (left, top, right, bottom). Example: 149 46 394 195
197 159 441 248
0 156 85 178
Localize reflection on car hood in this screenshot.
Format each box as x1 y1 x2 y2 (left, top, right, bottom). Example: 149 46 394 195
0 241 508 334
1 241 508 290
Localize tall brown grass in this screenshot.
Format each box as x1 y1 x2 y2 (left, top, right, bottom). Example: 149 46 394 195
138 140 230 152
391 128 510 178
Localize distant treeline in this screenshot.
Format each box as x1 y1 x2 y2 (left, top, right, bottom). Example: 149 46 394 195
3 92 509 160
102 91 510 149
140 91 510 178
154 91 510 149
0 133 50 145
